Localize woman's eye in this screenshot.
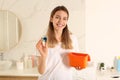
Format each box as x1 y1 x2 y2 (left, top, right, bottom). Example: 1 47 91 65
55 16 68 21
63 18 67 21
55 16 60 19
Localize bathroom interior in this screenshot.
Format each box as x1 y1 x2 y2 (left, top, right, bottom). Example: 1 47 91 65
0 0 120 80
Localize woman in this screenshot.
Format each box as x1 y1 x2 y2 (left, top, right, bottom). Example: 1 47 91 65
36 5 81 80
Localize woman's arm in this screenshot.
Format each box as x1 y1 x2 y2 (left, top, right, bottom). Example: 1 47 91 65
36 39 48 74
38 56 47 74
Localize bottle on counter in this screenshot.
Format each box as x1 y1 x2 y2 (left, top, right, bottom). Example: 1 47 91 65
27 55 32 68
23 54 37 69
116 56 120 72
16 60 24 70
24 54 28 69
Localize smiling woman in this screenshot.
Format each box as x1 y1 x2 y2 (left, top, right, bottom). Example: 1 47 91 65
36 5 82 80
0 10 22 52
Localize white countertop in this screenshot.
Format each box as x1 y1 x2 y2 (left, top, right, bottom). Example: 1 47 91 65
97 70 120 80
0 66 40 77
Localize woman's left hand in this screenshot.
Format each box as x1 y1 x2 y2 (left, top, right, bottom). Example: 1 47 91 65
75 66 82 70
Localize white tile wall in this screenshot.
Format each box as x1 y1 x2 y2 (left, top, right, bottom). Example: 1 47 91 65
0 0 85 59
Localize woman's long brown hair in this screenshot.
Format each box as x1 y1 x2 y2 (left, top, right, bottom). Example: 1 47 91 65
46 6 73 49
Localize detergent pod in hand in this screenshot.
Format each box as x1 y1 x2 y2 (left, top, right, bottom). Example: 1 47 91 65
41 36 47 46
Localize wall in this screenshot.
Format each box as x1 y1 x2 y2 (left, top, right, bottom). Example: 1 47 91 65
85 0 120 67
2 0 120 74
0 0 85 61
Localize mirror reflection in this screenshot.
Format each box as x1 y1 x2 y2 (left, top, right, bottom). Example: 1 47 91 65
0 10 21 52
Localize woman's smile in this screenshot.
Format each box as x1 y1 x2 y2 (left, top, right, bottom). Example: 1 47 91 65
57 23 64 27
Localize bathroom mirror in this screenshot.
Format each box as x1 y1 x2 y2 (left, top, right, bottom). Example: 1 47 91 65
0 10 22 52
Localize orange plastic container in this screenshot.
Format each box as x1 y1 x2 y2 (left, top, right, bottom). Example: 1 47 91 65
68 52 90 68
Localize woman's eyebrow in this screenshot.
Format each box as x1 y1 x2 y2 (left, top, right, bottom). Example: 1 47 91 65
55 15 68 18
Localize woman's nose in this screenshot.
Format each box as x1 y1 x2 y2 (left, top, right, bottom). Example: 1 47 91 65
58 18 63 23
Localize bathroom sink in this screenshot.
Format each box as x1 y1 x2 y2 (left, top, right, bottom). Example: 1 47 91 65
0 60 12 70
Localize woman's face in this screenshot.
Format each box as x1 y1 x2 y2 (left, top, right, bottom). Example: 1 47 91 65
51 10 68 32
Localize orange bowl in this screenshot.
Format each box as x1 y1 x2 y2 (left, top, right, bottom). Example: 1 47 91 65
68 52 90 68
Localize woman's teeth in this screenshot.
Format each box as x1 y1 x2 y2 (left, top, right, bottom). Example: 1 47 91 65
57 24 63 27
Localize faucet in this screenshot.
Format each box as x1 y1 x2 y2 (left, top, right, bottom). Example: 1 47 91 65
0 53 4 60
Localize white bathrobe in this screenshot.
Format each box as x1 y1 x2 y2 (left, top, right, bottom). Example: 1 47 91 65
38 34 80 80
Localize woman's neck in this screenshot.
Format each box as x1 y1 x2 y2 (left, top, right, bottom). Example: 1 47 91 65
54 30 62 42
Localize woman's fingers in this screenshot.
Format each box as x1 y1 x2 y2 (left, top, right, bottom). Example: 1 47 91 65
75 66 82 70
36 39 48 57
36 40 42 48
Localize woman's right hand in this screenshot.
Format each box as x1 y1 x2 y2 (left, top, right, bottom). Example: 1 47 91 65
36 39 48 58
